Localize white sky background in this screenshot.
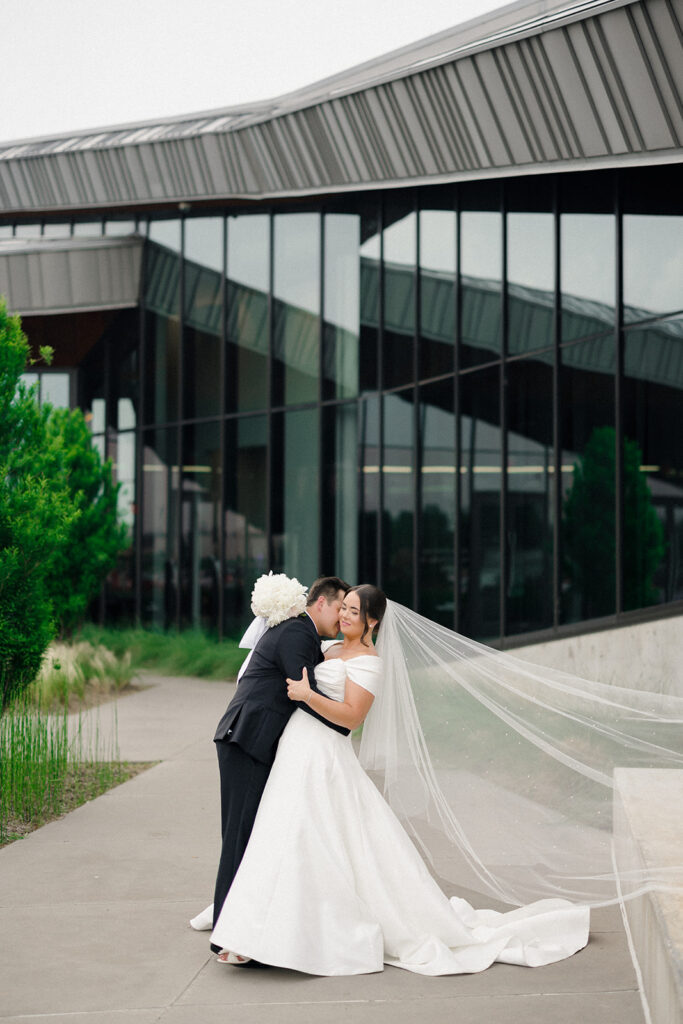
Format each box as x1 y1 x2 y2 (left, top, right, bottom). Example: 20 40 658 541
1 0 504 143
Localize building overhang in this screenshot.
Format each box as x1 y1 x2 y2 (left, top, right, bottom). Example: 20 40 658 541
0 236 143 315
0 0 681 217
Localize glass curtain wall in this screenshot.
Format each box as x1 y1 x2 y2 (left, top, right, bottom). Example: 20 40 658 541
75 164 682 643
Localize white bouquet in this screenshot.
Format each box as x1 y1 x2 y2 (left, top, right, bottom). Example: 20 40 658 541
250 571 308 628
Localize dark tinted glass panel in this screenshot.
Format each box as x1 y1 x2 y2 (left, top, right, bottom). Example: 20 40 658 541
561 214 615 343
224 416 268 630
104 430 136 625
623 215 683 323
507 212 554 356
141 427 179 628
226 214 269 412
419 206 456 379
183 217 223 419
359 210 381 393
111 310 139 431
273 213 320 405
382 390 414 605
80 341 106 434
321 403 359 585
324 214 360 400
358 395 380 583
623 315 683 610
180 420 221 631
460 211 502 367
272 408 320 583
144 227 180 424
419 378 455 625
506 355 554 635
383 205 415 389
144 311 180 424
460 365 501 641
560 337 615 623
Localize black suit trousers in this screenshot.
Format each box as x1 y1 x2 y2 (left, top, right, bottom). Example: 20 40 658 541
210 739 271 953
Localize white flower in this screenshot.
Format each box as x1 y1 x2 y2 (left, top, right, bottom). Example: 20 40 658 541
250 571 308 628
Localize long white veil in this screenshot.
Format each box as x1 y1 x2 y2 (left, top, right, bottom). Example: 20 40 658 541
360 600 683 907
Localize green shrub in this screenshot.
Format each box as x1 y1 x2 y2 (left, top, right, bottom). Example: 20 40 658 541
81 624 246 680
0 302 74 712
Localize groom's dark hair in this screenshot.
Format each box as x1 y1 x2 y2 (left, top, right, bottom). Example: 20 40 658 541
306 576 350 606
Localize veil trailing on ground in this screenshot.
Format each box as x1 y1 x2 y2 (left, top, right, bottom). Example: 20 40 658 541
360 600 683 907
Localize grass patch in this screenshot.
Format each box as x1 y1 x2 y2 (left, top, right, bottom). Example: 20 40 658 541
0 696 151 847
27 641 137 711
80 625 246 681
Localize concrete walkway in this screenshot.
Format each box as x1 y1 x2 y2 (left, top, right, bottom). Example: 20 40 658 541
0 674 645 1024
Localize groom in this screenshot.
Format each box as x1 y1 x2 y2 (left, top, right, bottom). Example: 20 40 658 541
210 575 349 952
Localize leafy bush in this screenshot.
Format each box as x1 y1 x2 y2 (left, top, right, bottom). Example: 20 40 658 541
42 408 127 637
0 303 74 712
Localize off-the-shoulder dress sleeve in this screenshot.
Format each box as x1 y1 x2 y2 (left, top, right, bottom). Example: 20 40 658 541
346 657 382 696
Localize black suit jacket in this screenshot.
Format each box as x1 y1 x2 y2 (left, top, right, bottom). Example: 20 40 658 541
214 614 350 765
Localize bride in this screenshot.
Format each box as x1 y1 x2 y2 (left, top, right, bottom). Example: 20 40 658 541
194 584 592 976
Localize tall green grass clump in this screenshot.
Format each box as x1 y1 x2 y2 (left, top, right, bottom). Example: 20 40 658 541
0 695 136 846
81 625 246 681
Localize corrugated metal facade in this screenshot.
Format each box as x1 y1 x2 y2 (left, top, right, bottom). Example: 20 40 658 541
0 0 681 215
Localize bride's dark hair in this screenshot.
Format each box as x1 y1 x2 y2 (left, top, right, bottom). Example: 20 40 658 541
347 584 387 646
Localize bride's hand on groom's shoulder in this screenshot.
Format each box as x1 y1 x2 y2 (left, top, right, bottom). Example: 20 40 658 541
287 668 313 704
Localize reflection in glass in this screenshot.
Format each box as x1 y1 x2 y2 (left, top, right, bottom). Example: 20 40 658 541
42 223 71 238
460 212 502 366
272 408 320 584
142 427 179 628
507 213 554 356
623 315 683 610
460 365 501 640
560 338 615 623
419 208 456 379
180 421 221 631
13 223 41 238
383 206 416 389
506 357 554 634
105 430 136 624
224 415 268 629
227 214 270 412
184 217 223 419
561 214 615 343
358 396 380 582
623 215 683 322
41 373 70 409
382 391 414 606
144 232 180 424
104 220 136 236
273 213 320 405
322 403 358 586
419 379 455 625
148 219 181 251
72 221 102 236
324 214 360 399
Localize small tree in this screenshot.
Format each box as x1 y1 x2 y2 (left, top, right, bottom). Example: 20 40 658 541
0 302 73 711
42 407 127 637
563 425 665 619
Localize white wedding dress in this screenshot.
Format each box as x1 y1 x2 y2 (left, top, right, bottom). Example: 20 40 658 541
193 644 590 976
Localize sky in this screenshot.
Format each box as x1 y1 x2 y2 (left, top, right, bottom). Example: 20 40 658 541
1 0 506 143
